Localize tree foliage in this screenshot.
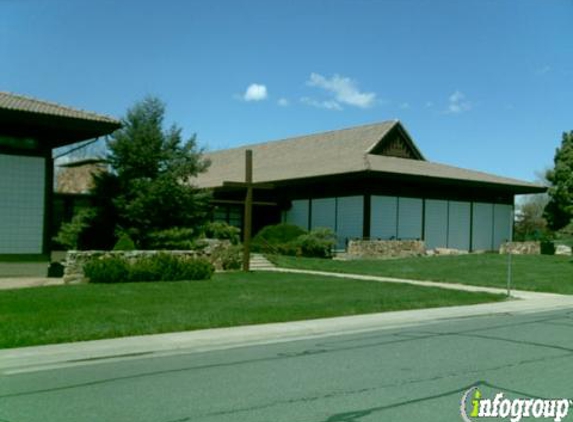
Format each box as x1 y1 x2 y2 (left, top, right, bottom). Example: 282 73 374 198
514 194 549 241
544 131 573 231
56 97 211 249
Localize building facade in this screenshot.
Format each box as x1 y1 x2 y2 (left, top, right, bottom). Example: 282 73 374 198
196 121 545 250
0 92 120 257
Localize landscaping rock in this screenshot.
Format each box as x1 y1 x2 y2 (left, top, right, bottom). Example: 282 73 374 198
555 244 572 256
434 248 468 256
347 240 425 259
499 241 540 255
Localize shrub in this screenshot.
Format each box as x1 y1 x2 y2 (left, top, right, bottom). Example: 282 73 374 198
128 255 162 282
203 221 241 245
175 257 214 280
85 253 214 283
129 253 214 282
84 257 130 284
146 227 197 250
211 244 243 270
540 240 556 255
47 262 64 278
252 223 307 253
254 223 307 244
53 208 96 250
297 228 336 258
113 233 136 251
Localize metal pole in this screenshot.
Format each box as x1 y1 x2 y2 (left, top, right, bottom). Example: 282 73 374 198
507 208 514 297
243 150 253 272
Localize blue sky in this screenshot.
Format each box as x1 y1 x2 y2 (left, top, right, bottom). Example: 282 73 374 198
2 0 572 182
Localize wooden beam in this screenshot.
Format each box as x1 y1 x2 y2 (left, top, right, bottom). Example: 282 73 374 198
223 181 274 190
243 150 253 272
212 199 277 207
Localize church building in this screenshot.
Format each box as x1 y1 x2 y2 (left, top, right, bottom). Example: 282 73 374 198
0 92 120 258
196 121 545 250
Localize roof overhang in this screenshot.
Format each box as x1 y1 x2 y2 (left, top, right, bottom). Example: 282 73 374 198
206 169 547 196
0 108 121 148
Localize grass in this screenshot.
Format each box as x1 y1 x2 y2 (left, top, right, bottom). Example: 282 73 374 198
269 254 573 294
0 271 504 349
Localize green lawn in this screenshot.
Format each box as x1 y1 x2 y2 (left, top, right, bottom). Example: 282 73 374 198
0 272 504 349
269 254 573 294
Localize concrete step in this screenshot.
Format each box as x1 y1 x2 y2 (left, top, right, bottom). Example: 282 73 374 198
249 254 275 270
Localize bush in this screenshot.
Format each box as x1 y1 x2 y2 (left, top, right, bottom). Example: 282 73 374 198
540 240 556 255
47 262 64 278
211 244 243 270
252 223 307 253
84 257 130 284
254 223 307 244
297 228 336 258
85 253 214 283
203 221 241 245
130 253 214 282
175 257 214 280
146 228 197 250
113 233 136 251
53 208 97 250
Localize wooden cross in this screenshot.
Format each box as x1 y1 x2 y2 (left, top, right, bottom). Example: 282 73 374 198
222 150 273 271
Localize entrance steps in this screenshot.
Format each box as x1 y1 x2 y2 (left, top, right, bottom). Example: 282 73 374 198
249 254 276 270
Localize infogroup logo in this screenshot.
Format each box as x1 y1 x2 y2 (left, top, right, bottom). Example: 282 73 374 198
460 387 571 422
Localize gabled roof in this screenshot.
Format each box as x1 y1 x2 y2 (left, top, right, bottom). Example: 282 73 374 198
0 91 121 147
0 92 118 124
194 120 545 193
196 121 399 187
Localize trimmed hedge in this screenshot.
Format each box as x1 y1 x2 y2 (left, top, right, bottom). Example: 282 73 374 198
84 253 214 283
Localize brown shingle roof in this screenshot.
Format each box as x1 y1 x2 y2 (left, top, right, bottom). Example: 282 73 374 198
366 155 542 189
196 121 397 187
0 91 120 124
194 121 545 193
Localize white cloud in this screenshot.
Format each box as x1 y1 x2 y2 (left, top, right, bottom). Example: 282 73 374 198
446 90 472 114
277 98 289 107
399 102 410 109
536 65 551 75
425 101 434 108
300 97 342 111
305 72 376 109
243 83 268 101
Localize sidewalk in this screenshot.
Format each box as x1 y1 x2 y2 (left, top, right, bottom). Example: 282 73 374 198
2 268 573 374
0 277 64 290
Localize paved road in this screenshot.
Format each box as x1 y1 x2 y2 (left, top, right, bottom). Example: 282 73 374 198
2 308 573 422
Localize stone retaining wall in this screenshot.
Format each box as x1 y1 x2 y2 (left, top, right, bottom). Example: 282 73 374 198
63 239 233 284
499 241 540 255
347 240 426 259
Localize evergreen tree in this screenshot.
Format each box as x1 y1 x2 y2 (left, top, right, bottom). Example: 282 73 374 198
57 97 211 249
544 131 573 231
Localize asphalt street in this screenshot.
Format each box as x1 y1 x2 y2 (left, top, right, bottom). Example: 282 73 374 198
1 308 573 422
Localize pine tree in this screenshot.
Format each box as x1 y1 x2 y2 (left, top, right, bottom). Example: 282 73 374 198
544 131 573 231
57 97 211 249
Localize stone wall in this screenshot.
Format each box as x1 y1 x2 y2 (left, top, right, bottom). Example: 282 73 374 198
347 240 426 259
556 244 573 256
499 241 540 255
64 239 233 284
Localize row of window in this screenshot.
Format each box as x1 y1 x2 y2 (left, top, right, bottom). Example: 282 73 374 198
284 196 513 251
